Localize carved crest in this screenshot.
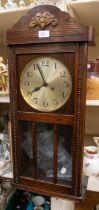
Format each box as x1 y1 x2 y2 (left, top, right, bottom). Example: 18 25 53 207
29 10 58 29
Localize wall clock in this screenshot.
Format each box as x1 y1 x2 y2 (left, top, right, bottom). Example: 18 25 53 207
6 5 94 201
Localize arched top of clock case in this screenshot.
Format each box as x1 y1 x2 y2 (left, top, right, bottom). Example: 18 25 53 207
6 5 94 45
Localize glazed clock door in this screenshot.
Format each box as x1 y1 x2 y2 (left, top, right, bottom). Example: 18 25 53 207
6 4 94 200
19 121 73 185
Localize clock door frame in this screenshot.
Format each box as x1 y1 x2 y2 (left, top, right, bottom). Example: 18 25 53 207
6 5 94 201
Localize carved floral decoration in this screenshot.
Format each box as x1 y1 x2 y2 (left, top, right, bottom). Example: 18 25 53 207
29 10 58 29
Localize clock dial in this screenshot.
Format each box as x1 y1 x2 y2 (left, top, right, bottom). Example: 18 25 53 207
20 57 72 112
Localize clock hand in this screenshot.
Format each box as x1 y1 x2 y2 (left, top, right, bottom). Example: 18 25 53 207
36 63 48 86
28 84 44 94
28 64 49 95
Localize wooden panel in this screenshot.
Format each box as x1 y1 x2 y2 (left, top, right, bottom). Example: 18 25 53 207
17 111 74 125
6 5 94 45
75 191 99 210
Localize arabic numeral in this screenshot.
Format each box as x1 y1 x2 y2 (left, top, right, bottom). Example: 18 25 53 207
24 81 29 86
63 81 68 88
53 99 58 105
27 71 33 77
33 98 38 104
43 101 48 106
60 71 66 77
62 92 65 98
34 63 38 70
55 63 57 69
42 60 49 67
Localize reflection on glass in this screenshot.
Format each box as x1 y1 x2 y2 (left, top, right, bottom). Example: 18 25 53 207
57 125 72 184
19 121 33 177
21 122 33 159
36 123 53 182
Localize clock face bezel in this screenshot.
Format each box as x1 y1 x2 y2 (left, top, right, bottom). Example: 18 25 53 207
20 56 72 112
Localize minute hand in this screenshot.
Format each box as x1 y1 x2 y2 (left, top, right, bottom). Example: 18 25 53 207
37 63 48 86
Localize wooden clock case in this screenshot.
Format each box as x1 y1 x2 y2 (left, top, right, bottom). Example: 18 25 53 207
6 5 94 201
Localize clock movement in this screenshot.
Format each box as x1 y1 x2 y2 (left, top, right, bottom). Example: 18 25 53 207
6 5 94 200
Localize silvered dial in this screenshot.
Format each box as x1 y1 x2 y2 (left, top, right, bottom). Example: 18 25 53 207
20 57 72 112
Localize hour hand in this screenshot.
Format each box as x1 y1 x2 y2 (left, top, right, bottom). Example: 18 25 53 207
27 85 43 95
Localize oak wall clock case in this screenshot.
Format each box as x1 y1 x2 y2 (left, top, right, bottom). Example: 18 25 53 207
6 5 94 201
